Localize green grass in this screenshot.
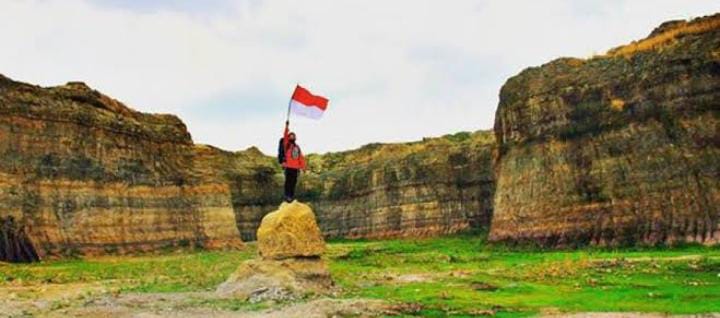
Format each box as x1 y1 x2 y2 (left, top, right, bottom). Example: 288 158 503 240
327 234 720 316
0 249 255 292
1 234 719 316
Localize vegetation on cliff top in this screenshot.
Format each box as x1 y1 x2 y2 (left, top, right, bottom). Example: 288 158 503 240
607 13 720 57
306 130 493 172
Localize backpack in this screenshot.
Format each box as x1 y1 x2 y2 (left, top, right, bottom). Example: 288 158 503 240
277 138 285 164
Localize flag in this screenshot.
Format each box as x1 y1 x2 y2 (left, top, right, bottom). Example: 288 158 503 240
289 85 329 120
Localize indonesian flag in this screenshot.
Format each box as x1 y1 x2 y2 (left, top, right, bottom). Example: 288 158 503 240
289 85 329 120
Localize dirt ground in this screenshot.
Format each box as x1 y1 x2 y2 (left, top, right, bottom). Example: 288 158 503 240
3 284 719 318
0 284 390 318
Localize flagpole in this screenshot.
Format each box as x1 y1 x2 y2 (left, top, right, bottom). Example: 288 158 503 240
286 97 292 122
286 83 298 123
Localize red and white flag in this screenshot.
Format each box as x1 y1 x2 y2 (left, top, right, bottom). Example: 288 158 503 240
289 85 329 120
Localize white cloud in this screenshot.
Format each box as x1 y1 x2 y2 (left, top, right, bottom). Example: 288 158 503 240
1 0 718 154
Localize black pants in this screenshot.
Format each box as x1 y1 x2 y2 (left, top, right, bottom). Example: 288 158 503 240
284 168 299 201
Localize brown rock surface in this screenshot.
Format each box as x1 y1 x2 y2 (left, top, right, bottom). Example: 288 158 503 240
0 72 495 260
236 131 496 241
306 131 495 240
490 13 720 247
216 257 334 302
218 203 333 302
257 201 325 259
0 76 254 260
5 13 718 257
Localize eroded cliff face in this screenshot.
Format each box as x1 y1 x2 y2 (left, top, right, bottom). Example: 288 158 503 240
490 14 720 247
0 76 246 260
305 132 494 239
235 132 495 241
0 74 495 259
193 145 281 242
3 14 717 256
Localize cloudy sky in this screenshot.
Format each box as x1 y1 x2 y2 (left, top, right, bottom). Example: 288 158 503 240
1 1 718 154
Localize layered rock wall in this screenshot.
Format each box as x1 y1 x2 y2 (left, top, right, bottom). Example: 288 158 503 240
0 77 245 260
232 132 495 241
0 74 495 259
489 14 720 246
8 11 711 256
306 132 495 240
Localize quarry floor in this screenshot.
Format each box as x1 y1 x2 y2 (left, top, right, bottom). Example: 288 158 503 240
1 234 719 317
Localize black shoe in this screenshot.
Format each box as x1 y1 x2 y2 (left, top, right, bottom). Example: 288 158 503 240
284 196 293 203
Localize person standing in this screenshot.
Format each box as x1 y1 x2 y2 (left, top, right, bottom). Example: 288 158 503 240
279 84 328 202
279 120 306 202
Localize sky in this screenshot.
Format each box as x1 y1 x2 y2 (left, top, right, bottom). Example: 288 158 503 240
1 1 719 154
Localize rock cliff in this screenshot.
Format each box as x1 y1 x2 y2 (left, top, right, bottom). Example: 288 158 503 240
490 14 720 246
233 131 495 241
0 74 494 260
0 76 248 261
7 12 710 257
305 131 495 240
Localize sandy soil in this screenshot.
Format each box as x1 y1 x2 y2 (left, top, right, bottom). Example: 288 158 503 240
2 286 719 318
0 285 389 318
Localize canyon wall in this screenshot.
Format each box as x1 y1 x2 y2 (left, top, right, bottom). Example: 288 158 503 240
489 14 720 247
235 131 495 241
5 14 715 259
307 132 494 240
0 77 246 261
0 74 494 260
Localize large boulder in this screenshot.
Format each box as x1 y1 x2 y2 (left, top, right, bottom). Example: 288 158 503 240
257 201 325 259
217 202 334 302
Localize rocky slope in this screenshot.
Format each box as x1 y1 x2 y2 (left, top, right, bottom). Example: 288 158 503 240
490 14 720 246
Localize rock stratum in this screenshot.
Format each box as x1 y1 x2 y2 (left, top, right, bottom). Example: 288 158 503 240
0 74 494 261
2 13 718 260
490 13 720 246
0 76 256 261
306 132 495 240
237 131 496 241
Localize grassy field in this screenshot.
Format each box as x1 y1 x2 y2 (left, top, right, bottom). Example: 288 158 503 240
1 234 719 317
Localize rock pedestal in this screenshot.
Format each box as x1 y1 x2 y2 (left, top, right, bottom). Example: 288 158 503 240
217 201 334 302
257 201 326 259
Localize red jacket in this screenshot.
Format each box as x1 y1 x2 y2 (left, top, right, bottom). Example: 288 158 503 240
282 126 306 170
